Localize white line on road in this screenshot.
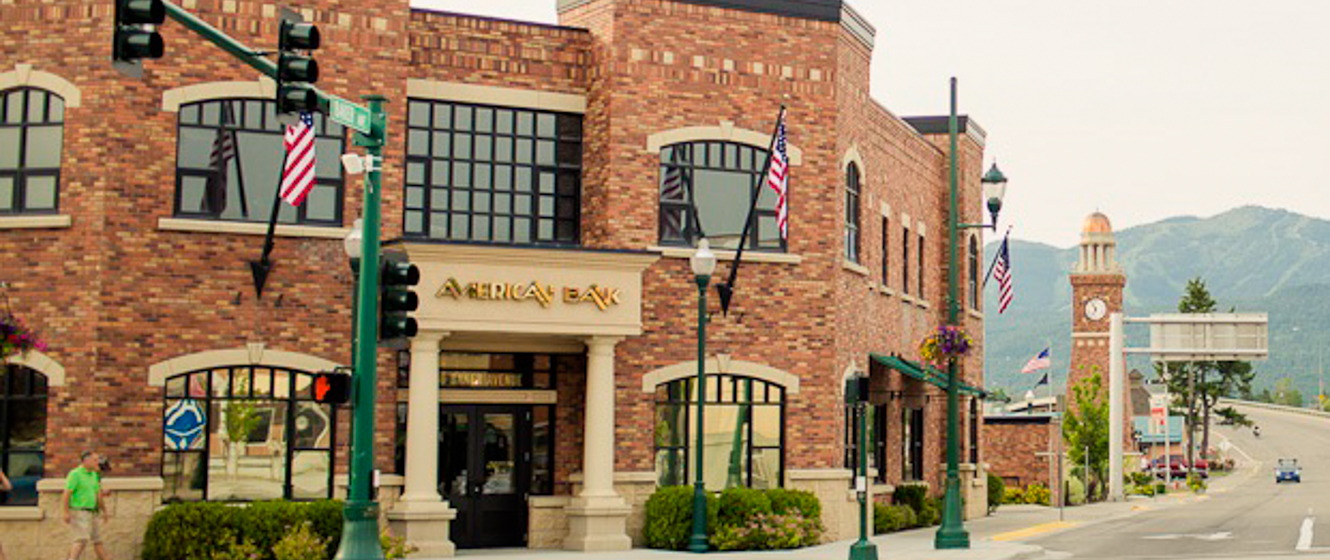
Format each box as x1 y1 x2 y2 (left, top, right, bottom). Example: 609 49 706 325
1297 515 1314 552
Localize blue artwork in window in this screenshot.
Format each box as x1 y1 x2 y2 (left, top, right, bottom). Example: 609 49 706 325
164 399 206 451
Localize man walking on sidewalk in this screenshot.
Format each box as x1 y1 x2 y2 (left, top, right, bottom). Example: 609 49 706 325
64 451 112 560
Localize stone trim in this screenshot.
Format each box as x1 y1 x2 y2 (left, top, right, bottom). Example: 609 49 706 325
147 343 341 386
967 309 984 321
0 507 42 521
840 4 876 50
841 144 865 174
640 356 800 394
786 468 852 481
406 79 586 114
645 121 804 166
37 477 163 492
568 471 656 484
649 245 802 265
842 260 869 277
0 214 72 230
437 389 558 405
158 218 352 239
1071 332 1110 339
0 64 82 107
404 242 659 271
878 284 895 297
161 78 276 112
4 350 66 387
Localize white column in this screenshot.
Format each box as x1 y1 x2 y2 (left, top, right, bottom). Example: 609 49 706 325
1109 313 1125 502
580 336 623 499
402 331 447 503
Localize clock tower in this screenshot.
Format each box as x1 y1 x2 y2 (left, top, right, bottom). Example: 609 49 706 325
1068 212 1127 421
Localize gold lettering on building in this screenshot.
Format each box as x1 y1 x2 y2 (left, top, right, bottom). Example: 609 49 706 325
436 278 619 311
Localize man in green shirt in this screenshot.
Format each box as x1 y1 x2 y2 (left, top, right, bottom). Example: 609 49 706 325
63 451 111 560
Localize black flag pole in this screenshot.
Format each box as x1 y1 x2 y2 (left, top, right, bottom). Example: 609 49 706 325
981 225 1012 289
250 150 291 299
717 105 786 316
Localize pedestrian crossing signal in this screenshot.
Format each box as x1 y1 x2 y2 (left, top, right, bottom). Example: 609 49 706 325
313 371 351 405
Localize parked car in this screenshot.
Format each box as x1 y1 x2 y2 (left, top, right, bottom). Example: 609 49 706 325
1150 455 1209 479
1275 459 1302 483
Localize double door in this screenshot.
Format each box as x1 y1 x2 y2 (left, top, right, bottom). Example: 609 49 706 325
440 404 530 549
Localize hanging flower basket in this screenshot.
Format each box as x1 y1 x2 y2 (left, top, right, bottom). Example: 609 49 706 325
919 325 972 367
0 313 47 362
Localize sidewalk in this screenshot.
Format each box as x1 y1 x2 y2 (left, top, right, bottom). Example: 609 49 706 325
442 529 1042 560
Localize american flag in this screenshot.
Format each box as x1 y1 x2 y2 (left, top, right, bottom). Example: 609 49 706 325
280 112 316 207
993 235 1014 313
765 111 789 239
205 102 237 214
1021 347 1051 373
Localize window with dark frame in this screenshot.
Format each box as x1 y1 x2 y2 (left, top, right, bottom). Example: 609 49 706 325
845 163 861 263
918 232 926 301
902 225 910 295
844 402 888 485
881 216 889 285
969 397 980 464
969 235 980 310
0 88 64 214
404 100 582 245
654 374 785 489
658 141 785 252
0 366 46 506
174 99 346 225
160 366 337 502
903 406 925 482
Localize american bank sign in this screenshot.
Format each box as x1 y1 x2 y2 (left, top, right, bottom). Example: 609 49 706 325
435 277 623 311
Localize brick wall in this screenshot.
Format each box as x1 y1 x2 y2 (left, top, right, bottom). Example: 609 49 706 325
982 417 1055 490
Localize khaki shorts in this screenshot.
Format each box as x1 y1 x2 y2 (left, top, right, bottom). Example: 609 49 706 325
70 510 101 543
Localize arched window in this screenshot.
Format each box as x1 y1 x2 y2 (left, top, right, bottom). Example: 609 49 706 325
0 88 64 214
174 99 345 225
654 374 784 489
658 142 785 252
844 163 861 263
161 366 337 502
0 365 47 506
969 235 980 309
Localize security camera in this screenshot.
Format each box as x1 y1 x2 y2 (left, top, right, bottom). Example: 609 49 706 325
341 153 365 175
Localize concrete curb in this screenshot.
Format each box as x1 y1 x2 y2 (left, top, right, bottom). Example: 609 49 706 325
1219 398 1330 420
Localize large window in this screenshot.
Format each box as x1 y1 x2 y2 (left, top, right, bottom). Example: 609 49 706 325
658 142 784 251
0 88 64 214
161 366 336 502
174 99 345 225
969 235 979 309
918 232 926 300
880 216 889 284
844 163 861 263
654 374 784 490
404 100 582 245
902 225 910 295
903 406 924 481
0 366 46 506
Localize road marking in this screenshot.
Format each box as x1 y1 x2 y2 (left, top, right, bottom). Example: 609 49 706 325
1144 532 1233 541
991 521 1080 542
1297 516 1314 552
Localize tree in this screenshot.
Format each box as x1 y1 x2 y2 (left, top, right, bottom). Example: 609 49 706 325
1063 369 1109 502
1272 377 1304 407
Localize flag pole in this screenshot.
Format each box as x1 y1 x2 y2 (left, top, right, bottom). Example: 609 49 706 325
982 226 1012 288
717 105 786 316
250 148 290 299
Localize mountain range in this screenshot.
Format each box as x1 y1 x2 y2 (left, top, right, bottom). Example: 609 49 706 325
983 205 1330 402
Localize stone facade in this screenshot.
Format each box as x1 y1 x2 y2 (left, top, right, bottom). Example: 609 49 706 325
0 0 990 555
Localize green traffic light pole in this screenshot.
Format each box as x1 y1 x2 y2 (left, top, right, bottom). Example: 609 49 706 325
155 4 388 557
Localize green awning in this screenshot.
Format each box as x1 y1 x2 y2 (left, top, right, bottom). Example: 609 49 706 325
870 354 987 398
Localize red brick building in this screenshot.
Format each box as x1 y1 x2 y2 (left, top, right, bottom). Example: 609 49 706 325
0 0 995 556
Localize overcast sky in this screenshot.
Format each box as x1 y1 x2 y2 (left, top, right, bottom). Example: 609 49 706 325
412 0 1330 248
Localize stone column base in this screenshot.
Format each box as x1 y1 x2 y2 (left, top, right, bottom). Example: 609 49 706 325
563 496 632 552
387 500 458 558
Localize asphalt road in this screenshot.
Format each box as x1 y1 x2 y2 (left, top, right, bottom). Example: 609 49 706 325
1030 404 1330 559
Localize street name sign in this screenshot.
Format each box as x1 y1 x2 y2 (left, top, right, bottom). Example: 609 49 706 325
330 97 372 134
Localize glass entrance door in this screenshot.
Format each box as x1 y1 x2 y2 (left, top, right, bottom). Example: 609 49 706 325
440 405 528 548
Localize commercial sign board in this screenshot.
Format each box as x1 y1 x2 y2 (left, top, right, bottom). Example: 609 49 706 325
1143 313 1268 362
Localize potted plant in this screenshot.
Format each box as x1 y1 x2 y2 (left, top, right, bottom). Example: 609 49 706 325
919 325 972 367
0 313 47 361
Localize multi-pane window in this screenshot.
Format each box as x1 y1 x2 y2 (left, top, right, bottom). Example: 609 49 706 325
0 88 64 214
655 375 784 489
918 232 926 300
902 225 911 295
0 366 46 506
404 100 582 245
161 366 337 502
844 163 861 263
174 99 345 224
844 403 888 484
969 398 980 464
659 142 784 251
880 217 889 284
903 406 924 481
969 235 980 309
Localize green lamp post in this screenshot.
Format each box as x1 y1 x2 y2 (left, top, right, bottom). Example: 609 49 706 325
688 239 718 553
937 77 1009 550
846 373 876 560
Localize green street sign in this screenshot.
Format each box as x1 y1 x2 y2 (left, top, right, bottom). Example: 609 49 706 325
329 97 371 134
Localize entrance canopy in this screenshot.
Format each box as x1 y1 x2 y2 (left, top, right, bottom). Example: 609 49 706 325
870 354 987 397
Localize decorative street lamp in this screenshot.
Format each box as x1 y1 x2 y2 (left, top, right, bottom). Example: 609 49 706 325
938 77 1009 550
688 239 717 554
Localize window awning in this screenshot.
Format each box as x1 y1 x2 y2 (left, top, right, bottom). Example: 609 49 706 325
870 353 987 398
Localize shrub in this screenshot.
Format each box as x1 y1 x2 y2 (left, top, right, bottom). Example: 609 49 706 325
873 503 915 534
716 488 772 529
272 522 328 560
1023 484 1051 506
1129 472 1153 487
1154 482 1167 495
711 513 821 551
891 484 928 513
1187 473 1207 493
1003 486 1025 505
917 498 940 527
381 529 419 560
1067 477 1086 506
643 486 718 550
987 473 1005 514
142 500 343 560
766 488 821 521
1134 483 1156 497
210 538 261 560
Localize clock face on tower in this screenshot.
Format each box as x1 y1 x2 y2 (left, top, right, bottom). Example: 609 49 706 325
1084 298 1108 321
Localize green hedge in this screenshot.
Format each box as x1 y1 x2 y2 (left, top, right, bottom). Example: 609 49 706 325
643 486 822 551
872 503 916 534
987 473 1005 514
142 500 343 560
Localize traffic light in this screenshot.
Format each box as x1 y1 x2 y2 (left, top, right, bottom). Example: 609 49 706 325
313 370 352 405
112 0 166 78
378 250 420 348
276 16 320 115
